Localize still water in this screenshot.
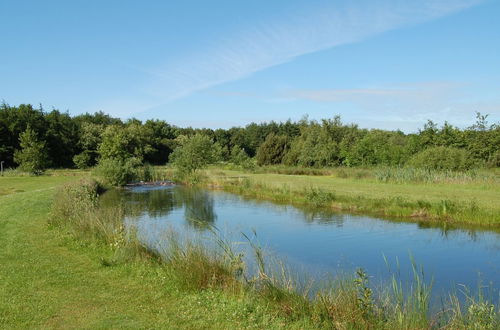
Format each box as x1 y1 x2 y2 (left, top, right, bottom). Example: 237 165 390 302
103 185 500 302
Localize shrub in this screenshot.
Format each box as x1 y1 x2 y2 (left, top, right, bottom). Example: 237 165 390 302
407 146 475 171
94 157 141 186
73 151 93 169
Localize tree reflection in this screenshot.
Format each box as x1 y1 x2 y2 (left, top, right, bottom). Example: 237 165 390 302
100 187 176 218
102 186 217 231
174 187 216 230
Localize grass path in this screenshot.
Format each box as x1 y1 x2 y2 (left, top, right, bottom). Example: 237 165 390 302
0 176 300 329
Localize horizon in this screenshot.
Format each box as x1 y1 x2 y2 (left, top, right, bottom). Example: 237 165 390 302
1 0 499 131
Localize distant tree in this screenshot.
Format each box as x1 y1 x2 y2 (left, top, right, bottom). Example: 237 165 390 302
0 103 46 167
45 109 79 167
143 119 178 164
14 126 49 175
97 124 154 163
256 133 289 166
170 134 221 174
469 112 489 131
348 130 410 167
73 122 104 168
230 145 250 165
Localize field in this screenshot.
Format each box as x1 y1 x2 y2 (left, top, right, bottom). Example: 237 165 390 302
205 167 500 227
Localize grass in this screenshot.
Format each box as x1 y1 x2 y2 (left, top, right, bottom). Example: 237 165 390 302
0 174 314 328
2 171 499 328
204 167 500 227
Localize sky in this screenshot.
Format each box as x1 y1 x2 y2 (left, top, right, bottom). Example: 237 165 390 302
1 0 499 131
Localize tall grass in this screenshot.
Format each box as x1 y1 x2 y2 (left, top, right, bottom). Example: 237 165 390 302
374 167 499 184
226 164 499 185
51 179 499 328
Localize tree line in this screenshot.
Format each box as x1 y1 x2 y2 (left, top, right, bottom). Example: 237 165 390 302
1 103 499 175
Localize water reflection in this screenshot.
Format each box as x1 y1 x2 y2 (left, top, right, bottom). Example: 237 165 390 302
175 187 216 230
101 186 176 217
102 186 216 230
104 185 500 240
104 185 500 304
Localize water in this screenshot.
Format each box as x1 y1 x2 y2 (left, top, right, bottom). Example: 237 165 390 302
103 185 500 303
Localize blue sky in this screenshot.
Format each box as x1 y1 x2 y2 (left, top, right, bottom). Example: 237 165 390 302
1 0 499 131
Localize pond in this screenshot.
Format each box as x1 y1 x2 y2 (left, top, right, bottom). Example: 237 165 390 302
102 185 500 304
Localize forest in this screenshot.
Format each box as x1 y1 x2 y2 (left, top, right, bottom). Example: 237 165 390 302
1 103 499 174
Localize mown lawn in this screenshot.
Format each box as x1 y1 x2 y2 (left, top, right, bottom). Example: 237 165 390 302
0 175 307 329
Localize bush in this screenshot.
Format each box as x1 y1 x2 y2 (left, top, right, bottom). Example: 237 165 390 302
73 151 93 169
94 157 141 186
407 146 476 171
170 134 221 175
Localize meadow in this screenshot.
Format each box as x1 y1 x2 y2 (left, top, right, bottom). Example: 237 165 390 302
203 166 500 227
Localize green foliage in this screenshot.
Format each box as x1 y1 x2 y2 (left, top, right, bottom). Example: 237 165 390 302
98 124 154 162
256 133 289 166
348 130 410 167
13 126 49 175
94 157 142 186
73 150 93 169
74 122 104 167
170 134 221 175
408 146 476 171
284 117 347 167
230 145 249 165
1 103 499 172
354 268 374 319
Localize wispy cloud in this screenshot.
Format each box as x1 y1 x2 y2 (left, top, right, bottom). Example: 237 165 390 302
287 81 500 127
145 0 484 103
287 81 461 104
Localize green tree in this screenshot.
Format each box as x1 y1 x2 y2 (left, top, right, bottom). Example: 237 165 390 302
97 124 154 163
169 134 220 174
14 126 48 175
230 145 250 165
256 133 289 166
73 122 104 168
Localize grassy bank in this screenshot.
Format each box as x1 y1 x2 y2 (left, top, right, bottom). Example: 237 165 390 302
203 167 500 227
